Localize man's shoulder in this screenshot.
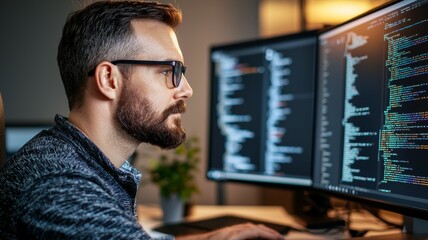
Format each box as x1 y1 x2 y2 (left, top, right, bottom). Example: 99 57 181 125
0 129 96 192
6 130 80 167
22 127 79 159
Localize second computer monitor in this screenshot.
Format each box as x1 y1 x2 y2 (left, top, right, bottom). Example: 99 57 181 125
207 31 318 187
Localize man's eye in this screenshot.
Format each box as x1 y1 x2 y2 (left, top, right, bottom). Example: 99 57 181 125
161 70 173 76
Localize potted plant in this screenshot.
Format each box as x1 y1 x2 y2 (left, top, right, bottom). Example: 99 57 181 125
148 136 200 223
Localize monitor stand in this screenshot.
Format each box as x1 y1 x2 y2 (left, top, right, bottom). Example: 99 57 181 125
353 217 428 239
403 216 428 235
291 191 345 229
292 192 428 238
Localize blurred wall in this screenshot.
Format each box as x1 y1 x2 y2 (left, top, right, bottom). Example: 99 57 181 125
0 1 72 123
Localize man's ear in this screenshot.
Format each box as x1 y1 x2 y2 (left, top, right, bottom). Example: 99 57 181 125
93 61 120 100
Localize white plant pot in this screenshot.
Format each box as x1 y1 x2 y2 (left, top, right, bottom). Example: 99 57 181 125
160 194 184 224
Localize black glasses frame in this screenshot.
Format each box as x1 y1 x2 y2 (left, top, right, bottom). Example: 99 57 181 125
88 60 186 88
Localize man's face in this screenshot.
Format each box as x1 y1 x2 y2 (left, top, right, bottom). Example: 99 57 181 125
115 19 193 149
116 82 186 149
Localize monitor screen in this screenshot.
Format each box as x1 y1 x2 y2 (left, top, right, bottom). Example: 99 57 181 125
5 124 52 159
313 0 428 218
207 31 318 187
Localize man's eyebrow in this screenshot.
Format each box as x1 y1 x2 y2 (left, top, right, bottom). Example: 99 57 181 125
157 56 184 62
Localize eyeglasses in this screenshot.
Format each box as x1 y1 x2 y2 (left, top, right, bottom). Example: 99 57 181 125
88 60 186 88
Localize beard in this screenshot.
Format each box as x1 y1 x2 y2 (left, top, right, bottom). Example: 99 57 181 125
116 83 186 149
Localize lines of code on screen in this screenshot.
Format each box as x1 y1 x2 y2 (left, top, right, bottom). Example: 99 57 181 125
208 35 316 185
379 2 428 193
314 0 428 204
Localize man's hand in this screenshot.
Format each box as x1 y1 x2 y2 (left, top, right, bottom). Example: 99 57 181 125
176 223 284 240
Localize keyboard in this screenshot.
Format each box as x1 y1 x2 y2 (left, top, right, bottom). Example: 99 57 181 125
152 214 292 236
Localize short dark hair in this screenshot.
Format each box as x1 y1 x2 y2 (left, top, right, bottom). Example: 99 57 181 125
57 1 182 110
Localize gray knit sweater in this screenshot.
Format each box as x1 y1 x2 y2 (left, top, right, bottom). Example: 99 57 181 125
0 115 153 239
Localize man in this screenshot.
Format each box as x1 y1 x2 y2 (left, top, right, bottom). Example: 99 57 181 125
0 1 283 239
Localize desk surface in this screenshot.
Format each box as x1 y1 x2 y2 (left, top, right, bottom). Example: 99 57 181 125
137 204 403 239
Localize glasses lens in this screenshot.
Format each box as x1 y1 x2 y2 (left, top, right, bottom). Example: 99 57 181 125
173 62 184 88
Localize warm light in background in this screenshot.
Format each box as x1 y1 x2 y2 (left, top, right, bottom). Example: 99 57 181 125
306 0 374 28
260 0 390 37
260 0 301 37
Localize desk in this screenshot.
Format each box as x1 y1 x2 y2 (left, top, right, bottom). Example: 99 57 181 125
137 204 404 239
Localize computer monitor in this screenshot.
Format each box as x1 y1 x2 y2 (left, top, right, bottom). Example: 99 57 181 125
207 31 318 188
313 0 428 221
5 123 52 159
